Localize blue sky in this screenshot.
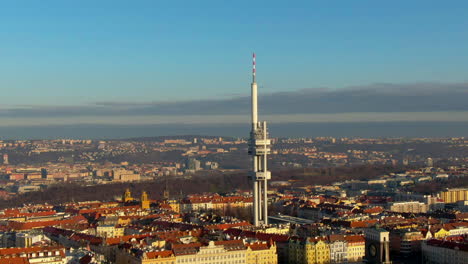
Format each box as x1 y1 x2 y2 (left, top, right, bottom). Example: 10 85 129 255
1 0 467 106
1 0 468 137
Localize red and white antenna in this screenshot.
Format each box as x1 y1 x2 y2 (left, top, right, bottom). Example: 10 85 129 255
252 52 256 82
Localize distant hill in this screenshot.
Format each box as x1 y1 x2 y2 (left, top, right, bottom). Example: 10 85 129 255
1 122 468 140
122 135 238 142
0 165 398 209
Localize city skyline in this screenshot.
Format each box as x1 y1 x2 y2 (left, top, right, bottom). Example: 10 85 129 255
1 3 467 263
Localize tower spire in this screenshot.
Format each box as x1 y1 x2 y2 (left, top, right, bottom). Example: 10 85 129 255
252 53 256 83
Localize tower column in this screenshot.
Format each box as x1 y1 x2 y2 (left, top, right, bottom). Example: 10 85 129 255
263 179 268 225
253 181 259 226
248 53 272 226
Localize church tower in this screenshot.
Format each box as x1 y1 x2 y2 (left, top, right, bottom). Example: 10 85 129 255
123 188 133 202
141 191 150 210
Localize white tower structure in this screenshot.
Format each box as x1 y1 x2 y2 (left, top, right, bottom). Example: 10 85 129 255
248 53 272 226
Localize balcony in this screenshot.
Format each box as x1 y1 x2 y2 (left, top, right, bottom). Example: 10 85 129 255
249 171 271 180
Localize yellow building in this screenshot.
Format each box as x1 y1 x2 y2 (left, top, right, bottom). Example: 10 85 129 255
246 242 278 264
289 237 330 264
117 217 132 226
100 202 120 208
212 198 253 210
138 251 175 264
174 240 246 264
344 235 365 263
96 225 125 238
440 188 468 203
141 191 150 210
113 168 141 182
181 195 252 213
313 240 330 264
118 240 275 264
304 240 316 264
390 201 428 213
434 228 449 239
168 199 180 213
262 226 290 235
116 249 176 264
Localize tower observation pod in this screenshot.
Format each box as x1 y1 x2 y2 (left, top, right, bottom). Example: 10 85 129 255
248 53 272 226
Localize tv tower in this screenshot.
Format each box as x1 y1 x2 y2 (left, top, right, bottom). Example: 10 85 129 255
248 53 272 226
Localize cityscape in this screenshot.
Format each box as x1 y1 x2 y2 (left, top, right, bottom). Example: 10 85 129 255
0 134 468 263
1 2 468 264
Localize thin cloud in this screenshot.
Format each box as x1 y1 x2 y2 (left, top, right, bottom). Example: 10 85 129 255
1 112 468 127
0 82 467 118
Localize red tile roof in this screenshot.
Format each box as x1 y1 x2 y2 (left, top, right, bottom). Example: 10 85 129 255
443 222 468 231
205 221 251 231
0 211 56 219
172 243 202 256
344 235 365 243
145 250 174 259
247 242 272 251
0 257 30 264
224 228 289 243
0 246 65 258
8 215 87 231
455 212 468 220
43 227 102 245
